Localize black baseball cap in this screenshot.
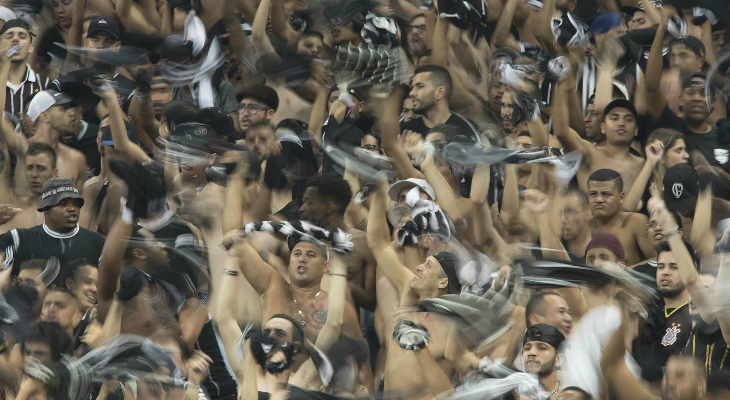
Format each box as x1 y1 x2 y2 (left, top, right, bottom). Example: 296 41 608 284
523 323 565 350
172 122 219 140
101 119 139 146
669 36 705 59
87 17 120 40
329 85 364 102
681 72 706 90
663 163 699 212
236 84 279 111
603 98 638 120
0 19 31 38
621 5 643 17
195 107 240 141
38 177 84 212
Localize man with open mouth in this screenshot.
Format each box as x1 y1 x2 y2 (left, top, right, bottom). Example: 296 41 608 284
0 177 105 279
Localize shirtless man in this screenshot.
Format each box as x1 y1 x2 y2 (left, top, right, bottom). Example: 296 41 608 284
232 232 365 344
19 90 86 190
554 78 644 193
368 180 476 381
0 142 57 232
587 169 656 265
299 173 376 312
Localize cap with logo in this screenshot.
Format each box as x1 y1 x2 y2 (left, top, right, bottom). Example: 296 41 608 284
27 90 73 123
87 17 120 40
38 177 84 212
523 323 565 350
195 107 240 141
101 120 139 146
663 163 699 211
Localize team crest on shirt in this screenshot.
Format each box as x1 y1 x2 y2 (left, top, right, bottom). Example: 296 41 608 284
662 324 681 346
714 149 729 164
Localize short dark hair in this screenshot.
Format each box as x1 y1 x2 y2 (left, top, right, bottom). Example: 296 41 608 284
26 142 57 169
525 291 561 328
19 259 46 273
21 321 71 363
587 169 623 192
656 240 699 270
160 101 197 128
305 173 353 214
413 64 453 100
562 187 589 208
59 259 97 288
561 386 592 400
301 30 324 42
269 313 304 343
47 287 82 310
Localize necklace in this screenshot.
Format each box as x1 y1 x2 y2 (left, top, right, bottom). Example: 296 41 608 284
547 380 561 398
288 285 321 326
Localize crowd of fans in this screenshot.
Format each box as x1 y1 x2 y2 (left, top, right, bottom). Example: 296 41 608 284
0 0 727 399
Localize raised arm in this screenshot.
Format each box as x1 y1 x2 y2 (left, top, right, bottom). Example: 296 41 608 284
230 236 279 295
624 141 663 212
470 164 509 262
553 73 593 157
645 10 670 121
97 215 133 322
689 182 716 259
715 253 730 343
650 196 714 323
490 0 522 52
116 0 159 34
600 316 660 400
367 181 416 294
64 0 87 64
421 154 465 220
251 0 281 64
97 87 152 163
212 256 244 381
379 86 425 180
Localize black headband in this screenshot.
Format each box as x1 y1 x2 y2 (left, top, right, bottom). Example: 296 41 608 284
0 19 32 40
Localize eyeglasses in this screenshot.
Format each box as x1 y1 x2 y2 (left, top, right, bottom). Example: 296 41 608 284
361 144 382 154
327 18 347 29
238 104 270 115
409 25 427 33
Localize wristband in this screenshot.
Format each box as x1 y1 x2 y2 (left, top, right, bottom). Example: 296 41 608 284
337 92 354 108
224 268 238 276
329 273 347 278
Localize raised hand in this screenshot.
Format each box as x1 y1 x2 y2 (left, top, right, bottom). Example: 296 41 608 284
645 141 665 165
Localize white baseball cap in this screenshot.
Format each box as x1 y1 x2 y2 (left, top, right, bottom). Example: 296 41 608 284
0 7 17 22
388 178 436 202
27 90 73 123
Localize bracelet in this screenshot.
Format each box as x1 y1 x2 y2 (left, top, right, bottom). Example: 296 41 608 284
224 268 239 276
330 273 347 278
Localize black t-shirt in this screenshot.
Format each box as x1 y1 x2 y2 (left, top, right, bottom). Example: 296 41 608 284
400 112 480 141
649 107 730 172
0 225 105 275
138 211 201 291
682 319 729 374
633 301 692 382
113 73 137 114
634 260 657 279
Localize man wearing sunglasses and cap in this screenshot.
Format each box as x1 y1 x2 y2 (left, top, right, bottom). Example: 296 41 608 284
0 177 105 277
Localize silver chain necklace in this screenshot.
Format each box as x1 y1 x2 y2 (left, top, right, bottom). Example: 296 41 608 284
547 380 561 398
289 285 321 326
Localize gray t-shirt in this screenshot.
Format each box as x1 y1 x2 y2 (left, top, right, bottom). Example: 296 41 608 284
172 80 238 113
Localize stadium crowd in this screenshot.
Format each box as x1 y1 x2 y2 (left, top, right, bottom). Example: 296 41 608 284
0 0 727 399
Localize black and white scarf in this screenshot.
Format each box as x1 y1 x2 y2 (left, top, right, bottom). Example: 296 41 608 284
243 220 354 256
